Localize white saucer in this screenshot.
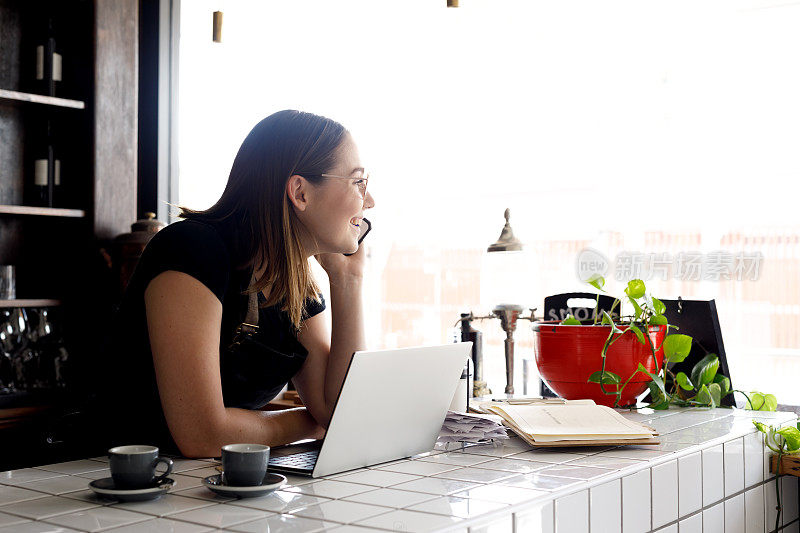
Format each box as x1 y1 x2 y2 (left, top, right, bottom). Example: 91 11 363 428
202 473 286 498
88 477 174 502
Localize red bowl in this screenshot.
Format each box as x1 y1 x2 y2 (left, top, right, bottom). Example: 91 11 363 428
533 321 666 407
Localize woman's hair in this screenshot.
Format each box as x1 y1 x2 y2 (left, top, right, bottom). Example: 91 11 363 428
180 109 349 330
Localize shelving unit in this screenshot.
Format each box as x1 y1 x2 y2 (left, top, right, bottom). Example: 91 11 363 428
0 299 61 308
0 0 95 301
0 205 85 217
0 0 138 468
0 89 85 109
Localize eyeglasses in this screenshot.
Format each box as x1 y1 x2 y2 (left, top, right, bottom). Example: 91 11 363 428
320 172 369 199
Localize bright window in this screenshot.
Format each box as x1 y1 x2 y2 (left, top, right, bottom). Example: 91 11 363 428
178 0 800 404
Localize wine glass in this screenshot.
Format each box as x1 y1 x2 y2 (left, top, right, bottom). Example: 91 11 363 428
4 308 29 390
34 308 60 388
28 308 62 389
54 345 68 388
36 308 53 340
0 327 14 393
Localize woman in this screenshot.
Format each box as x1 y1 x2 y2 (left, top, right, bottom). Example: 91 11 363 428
106 110 374 457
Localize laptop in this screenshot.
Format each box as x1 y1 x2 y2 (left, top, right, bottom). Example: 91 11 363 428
268 343 472 478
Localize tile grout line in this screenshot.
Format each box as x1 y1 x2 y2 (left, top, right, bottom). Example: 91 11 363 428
676 452 681 530
647 477 795 532
618 478 623 533
649 466 654 532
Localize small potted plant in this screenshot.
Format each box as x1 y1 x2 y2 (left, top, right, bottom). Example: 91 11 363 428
754 419 799 530
533 275 734 409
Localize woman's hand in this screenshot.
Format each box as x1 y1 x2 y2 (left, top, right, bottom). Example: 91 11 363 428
315 244 366 286
310 423 327 440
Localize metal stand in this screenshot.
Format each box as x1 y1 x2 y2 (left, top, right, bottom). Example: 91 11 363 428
460 306 537 396
492 304 524 394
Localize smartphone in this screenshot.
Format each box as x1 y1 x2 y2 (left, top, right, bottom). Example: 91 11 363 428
344 218 371 256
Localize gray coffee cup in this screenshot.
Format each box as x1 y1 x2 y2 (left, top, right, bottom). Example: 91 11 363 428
109 445 174 489
221 443 269 487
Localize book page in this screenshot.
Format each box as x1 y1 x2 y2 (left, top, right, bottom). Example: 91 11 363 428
487 404 656 440
469 399 595 414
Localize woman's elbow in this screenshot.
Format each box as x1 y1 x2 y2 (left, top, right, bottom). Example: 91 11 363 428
173 433 220 458
175 440 218 459
169 417 226 458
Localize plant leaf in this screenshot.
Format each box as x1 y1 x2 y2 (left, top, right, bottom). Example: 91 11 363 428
652 297 666 316
753 420 769 434
747 392 765 410
761 394 778 412
587 370 622 385
630 298 644 321
650 314 668 326
561 314 581 325
646 381 670 410
647 380 662 399
675 372 694 391
601 311 623 334
712 374 730 397
586 274 606 292
626 325 646 345
625 279 646 299
663 334 693 363
777 426 800 452
637 363 666 396
690 353 719 387
695 384 717 408
650 398 671 410
707 382 722 407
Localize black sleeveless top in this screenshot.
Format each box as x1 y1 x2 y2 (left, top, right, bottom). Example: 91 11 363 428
104 219 325 452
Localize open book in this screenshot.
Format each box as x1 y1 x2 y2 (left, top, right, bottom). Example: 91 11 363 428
470 399 659 447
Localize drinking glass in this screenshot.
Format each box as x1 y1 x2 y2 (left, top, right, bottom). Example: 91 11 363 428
0 327 13 393
36 308 53 339
24 308 58 388
5 308 29 390
0 266 15 300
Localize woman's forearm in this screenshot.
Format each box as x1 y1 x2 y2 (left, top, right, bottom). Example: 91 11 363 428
178 407 323 458
324 276 366 417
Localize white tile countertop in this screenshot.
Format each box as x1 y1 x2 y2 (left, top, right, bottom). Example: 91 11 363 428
0 407 796 533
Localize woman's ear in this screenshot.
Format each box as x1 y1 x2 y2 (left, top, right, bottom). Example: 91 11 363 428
286 175 309 211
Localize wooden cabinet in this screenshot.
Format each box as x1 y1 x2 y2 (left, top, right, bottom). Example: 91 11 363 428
0 0 139 468
0 0 138 292
0 0 94 300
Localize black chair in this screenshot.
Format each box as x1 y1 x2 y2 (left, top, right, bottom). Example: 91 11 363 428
542 292 618 324
659 298 734 407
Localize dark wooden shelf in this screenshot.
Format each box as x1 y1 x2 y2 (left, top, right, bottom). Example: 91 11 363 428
0 205 85 218
0 390 76 427
0 390 70 407
0 299 61 308
0 89 85 110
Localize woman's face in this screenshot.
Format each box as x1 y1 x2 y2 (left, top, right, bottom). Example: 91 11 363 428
298 135 375 255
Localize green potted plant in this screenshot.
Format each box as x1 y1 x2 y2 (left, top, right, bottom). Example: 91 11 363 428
754 420 800 530
533 275 735 409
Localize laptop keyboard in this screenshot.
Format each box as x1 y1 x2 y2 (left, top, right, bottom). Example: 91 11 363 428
268 449 319 470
